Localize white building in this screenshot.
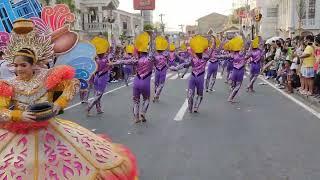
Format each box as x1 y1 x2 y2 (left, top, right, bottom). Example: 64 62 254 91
249 0 278 39
141 10 153 25
277 0 319 37
73 0 144 44
249 0 320 38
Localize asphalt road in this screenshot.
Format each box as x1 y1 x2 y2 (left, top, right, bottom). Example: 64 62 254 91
61 70 320 180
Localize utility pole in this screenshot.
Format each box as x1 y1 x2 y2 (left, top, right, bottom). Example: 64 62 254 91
159 13 165 34
178 24 184 46
178 24 184 33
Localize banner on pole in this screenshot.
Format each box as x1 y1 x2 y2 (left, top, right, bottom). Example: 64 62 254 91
134 0 155 10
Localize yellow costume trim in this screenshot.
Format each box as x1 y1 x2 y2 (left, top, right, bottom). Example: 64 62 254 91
229 36 244 52
11 110 22 122
252 36 260 49
190 35 209 53
180 43 187 51
0 96 10 108
51 79 80 108
54 96 69 108
14 52 35 60
169 43 175 51
126 44 135 54
155 36 168 51
134 32 150 53
91 36 110 55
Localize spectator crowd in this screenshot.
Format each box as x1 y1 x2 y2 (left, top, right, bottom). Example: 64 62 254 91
263 34 320 99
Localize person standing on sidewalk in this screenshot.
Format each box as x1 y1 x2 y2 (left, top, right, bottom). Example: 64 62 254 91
299 35 316 96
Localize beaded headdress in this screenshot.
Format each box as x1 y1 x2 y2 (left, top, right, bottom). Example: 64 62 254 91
3 19 54 64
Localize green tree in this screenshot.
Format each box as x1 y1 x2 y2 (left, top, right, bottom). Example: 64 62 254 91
56 0 75 12
143 24 154 32
296 0 306 35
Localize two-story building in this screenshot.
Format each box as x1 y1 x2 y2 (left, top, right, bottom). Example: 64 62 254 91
249 0 320 38
0 0 42 32
74 0 144 44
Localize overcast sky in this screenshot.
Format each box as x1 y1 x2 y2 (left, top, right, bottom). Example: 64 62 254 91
119 0 233 31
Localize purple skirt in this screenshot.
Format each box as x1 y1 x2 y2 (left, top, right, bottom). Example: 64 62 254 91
230 67 245 82
250 62 261 75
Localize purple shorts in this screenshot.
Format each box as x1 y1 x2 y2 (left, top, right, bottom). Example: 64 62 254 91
250 62 261 75
207 61 219 78
230 67 245 82
133 74 152 98
189 72 205 96
155 68 167 86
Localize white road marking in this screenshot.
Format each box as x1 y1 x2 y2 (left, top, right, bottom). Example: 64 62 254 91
65 82 134 110
66 72 170 110
174 98 189 121
260 77 320 119
216 72 223 79
182 73 191 79
166 72 173 78
170 74 179 80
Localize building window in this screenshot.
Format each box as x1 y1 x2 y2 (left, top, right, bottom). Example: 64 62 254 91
122 22 127 30
308 0 316 19
0 9 3 19
23 7 28 14
266 8 278 17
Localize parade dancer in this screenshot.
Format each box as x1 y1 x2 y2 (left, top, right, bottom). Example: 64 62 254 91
227 36 247 103
87 36 115 115
0 18 138 180
153 36 169 102
114 32 155 123
177 43 192 78
168 43 177 66
246 36 264 92
123 44 135 86
205 36 221 92
171 35 213 113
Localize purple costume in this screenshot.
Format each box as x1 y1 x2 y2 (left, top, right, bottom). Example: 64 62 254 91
172 53 210 113
132 54 154 120
115 52 154 120
228 52 247 101
87 41 115 114
168 52 177 67
247 48 263 91
122 54 134 86
206 49 219 91
154 52 169 100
